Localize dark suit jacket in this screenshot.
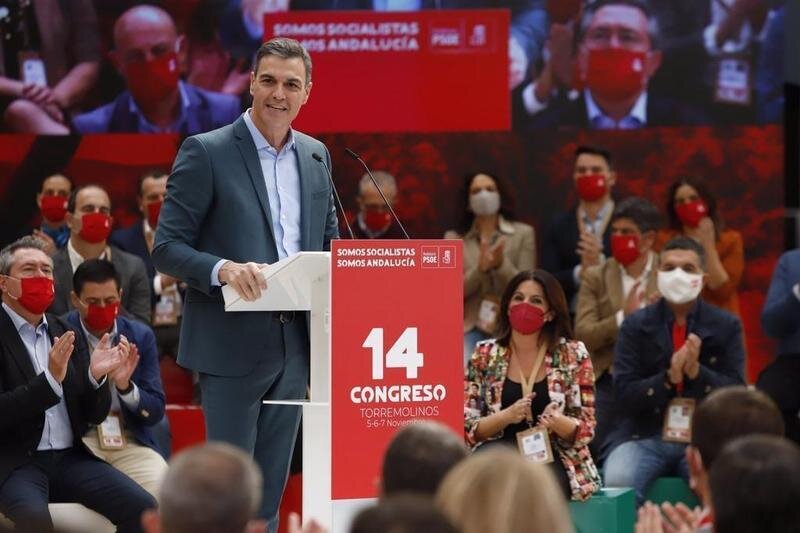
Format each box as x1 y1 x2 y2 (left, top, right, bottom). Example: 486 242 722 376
761 249 800 356
521 91 708 130
64 312 166 452
50 244 152 324
613 298 745 441
71 83 240 135
540 206 612 305
110 222 155 306
152 115 339 377
0 309 111 485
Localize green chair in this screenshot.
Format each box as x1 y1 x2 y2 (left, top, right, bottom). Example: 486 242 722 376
569 488 636 533
644 477 700 508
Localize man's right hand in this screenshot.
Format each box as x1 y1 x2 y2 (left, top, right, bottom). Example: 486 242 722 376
219 261 269 301
48 331 76 383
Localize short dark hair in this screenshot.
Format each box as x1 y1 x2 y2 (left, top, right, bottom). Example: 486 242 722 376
381 421 467 497
611 197 662 233
67 183 109 213
137 169 169 198
710 435 800 533
574 145 613 169
73 259 121 295
691 386 784 469
254 38 312 84
350 495 457 533
496 270 574 350
0 236 49 276
578 0 661 49
661 236 706 270
665 176 724 232
457 171 517 234
40 173 74 193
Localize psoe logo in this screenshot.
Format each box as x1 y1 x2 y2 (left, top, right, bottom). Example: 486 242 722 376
430 27 461 48
421 246 439 268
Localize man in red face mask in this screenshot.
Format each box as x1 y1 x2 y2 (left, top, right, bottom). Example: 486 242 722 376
350 171 406 240
542 145 615 308
64 259 168 498
0 237 157 531
71 5 240 135
526 0 703 130
49 184 152 324
31 174 73 255
575 197 661 466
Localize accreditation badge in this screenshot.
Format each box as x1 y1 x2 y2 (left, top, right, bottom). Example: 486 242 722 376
662 397 695 443
476 296 500 334
517 426 554 464
97 414 126 450
714 55 751 106
18 50 48 86
153 293 179 326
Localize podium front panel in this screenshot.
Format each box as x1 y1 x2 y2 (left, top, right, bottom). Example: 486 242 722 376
331 239 463 500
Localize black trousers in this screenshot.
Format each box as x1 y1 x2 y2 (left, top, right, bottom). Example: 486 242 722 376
0 448 156 533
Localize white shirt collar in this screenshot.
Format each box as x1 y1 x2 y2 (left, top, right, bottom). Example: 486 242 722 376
620 250 655 282
2 301 48 333
243 109 296 153
80 316 118 350
67 239 109 273
585 89 648 126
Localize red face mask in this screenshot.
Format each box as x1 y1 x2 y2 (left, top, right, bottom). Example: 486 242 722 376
611 234 640 266
11 276 55 315
675 199 708 228
509 302 545 335
126 52 180 110
364 209 391 233
84 302 119 332
146 201 162 228
41 195 68 223
79 213 112 243
576 174 607 202
585 48 648 101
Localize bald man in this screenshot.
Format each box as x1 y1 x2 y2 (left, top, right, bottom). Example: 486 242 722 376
72 5 240 134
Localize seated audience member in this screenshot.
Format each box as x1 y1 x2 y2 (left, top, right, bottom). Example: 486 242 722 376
381 421 467 497
50 184 151 323
709 434 800 533
655 176 744 317
72 5 240 134
436 448 573 533
605 237 745 505
350 494 456 533
635 386 785 533
758 247 800 443
542 145 614 308
0 0 100 134
576 197 662 465
350 171 405 239
527 0 703 130
110 171 183 358
464 269 600 501
32 174 74 255
445 172 535 362
141 442 265 533
64 259 168 496
0 237 156 532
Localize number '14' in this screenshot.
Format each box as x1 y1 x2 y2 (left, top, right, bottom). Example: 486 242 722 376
362 327 424 380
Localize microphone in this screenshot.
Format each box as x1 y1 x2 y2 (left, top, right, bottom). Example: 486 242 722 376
344 148 410 239
312 152 355 240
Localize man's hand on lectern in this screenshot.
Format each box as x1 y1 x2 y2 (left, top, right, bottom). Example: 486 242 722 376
219 261 269 301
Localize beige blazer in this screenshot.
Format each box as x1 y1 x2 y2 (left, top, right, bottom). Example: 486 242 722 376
446 217 536 333
574 253 659 377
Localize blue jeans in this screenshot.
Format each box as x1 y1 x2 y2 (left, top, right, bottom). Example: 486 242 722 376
604 437 690 505
464 328 490 367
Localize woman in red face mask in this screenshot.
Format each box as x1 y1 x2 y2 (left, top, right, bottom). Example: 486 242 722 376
655 177 744 317
444 172 536 366
462 269 600 502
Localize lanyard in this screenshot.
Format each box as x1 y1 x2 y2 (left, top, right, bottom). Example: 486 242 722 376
672 321 687 395
512 343 548 422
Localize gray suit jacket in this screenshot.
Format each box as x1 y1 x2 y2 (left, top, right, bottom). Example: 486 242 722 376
50 244 152 324
151 115 338 377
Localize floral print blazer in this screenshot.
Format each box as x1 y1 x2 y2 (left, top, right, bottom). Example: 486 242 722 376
464 338 601 501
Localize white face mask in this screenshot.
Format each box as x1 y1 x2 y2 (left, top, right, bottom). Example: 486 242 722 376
469 190 501 217
657 269 703 304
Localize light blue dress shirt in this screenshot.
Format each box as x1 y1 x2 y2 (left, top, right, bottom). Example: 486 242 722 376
211 110 303 286
3 303 73 450
129 81 191 134
585 90 647 129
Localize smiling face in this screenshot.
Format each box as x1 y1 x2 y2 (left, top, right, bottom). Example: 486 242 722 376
249 54 311 140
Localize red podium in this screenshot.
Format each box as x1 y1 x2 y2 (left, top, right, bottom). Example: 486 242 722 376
225 240 463 531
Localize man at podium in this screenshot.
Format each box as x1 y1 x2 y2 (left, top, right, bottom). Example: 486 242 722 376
152 37 338 531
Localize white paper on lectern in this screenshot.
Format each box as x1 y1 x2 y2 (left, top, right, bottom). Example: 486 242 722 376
222 252 329 311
